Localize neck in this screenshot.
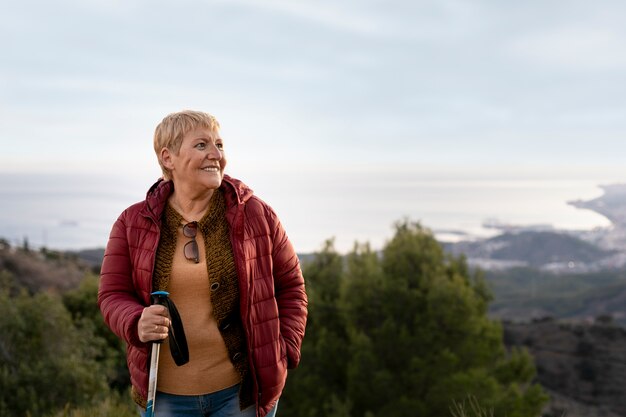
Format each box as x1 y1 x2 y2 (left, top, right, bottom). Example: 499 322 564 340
168 188 215 222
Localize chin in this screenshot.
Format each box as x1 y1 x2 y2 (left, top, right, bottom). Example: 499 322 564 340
206 178 223 190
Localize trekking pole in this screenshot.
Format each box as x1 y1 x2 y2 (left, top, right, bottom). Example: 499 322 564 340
145 291 170 417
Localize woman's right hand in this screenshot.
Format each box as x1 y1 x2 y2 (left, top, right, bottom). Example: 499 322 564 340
138 305 171 343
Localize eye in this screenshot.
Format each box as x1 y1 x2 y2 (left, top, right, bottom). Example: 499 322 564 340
216 142 224 150
195 142 206 150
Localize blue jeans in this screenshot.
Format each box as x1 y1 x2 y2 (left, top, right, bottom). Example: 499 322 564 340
139 384 278 417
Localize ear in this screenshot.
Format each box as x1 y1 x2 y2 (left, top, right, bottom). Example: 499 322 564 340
160 147 175 171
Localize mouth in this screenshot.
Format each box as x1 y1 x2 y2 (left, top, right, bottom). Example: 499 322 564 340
201 166 220 173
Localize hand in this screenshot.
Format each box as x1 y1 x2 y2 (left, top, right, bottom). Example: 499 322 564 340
138 305 171 343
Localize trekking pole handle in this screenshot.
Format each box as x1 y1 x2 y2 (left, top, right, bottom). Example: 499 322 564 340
151 291 170 345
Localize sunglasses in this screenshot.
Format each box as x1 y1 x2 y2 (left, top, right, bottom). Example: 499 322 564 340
183 222 200 263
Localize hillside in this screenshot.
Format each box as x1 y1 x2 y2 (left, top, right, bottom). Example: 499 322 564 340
4 236 626 416
485 267 626 325
504 319 626 417
0 241 90 293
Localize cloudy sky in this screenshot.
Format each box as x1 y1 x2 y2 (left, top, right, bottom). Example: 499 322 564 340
1 0 625 251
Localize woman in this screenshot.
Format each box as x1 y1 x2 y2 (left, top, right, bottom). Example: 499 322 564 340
98 110 307 417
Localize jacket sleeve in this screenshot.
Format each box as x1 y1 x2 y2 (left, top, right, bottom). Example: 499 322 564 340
269 209 308 369
98 212 146 348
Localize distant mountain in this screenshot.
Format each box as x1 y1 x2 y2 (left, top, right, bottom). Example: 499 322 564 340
569 184 626 228
569 183 626 252
445 231 615 272
443 183 626 273
68 248 105 268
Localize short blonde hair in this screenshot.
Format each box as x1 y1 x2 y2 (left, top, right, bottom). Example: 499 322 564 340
154 110 221 180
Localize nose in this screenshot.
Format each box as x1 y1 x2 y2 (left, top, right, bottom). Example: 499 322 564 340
207 142 222 160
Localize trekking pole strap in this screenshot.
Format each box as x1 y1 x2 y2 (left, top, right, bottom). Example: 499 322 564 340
151 291 189 366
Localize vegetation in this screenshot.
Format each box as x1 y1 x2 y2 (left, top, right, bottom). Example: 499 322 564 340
0 223 548 416
281 221 547 417
451 396 495 417
0 245 135 417
62 275 129 392
0 275 116 415
48 393 137 417
486 267 626 325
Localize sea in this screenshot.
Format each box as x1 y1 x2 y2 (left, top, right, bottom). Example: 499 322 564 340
0 171 617 254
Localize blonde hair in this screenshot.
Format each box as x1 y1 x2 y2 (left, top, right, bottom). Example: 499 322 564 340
154 110 221 180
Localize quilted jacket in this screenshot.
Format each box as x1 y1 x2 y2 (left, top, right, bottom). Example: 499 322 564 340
98 175 307 417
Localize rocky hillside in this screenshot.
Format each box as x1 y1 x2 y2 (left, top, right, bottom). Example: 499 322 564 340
0 241 91 293
504 319 626 417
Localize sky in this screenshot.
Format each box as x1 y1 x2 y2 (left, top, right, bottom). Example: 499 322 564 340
1 0 625 252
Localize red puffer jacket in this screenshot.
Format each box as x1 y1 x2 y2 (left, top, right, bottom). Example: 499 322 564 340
98 175 307 417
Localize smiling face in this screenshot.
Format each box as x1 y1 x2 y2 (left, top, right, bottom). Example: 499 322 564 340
161 127 227 194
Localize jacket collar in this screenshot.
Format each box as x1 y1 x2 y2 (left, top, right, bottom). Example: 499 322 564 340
140 174 254 221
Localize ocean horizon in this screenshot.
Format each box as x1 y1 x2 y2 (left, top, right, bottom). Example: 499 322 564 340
0 171 616 254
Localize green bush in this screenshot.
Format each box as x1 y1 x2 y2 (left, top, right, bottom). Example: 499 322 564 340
0 288 109 416
62 274 129 391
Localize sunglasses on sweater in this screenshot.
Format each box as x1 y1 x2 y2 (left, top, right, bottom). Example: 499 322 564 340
183 222 200 263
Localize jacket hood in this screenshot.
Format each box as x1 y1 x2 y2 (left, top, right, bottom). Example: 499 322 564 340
221 174 254 205
141 174 254 221
143 178 173 221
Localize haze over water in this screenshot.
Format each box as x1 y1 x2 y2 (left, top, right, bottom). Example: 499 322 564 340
0 170 614 253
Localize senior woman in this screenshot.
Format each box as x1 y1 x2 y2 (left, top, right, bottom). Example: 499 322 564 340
98 110 307 417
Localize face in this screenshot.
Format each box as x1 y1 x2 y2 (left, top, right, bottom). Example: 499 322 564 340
161 127 227 192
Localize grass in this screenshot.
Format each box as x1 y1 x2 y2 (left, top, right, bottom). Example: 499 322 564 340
450 397 494 417
47 392 137 417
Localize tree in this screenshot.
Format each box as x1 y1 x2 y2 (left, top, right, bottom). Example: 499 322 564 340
281 239 352 416
282 221 547 417
0 287 109 416
62 274 129 392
